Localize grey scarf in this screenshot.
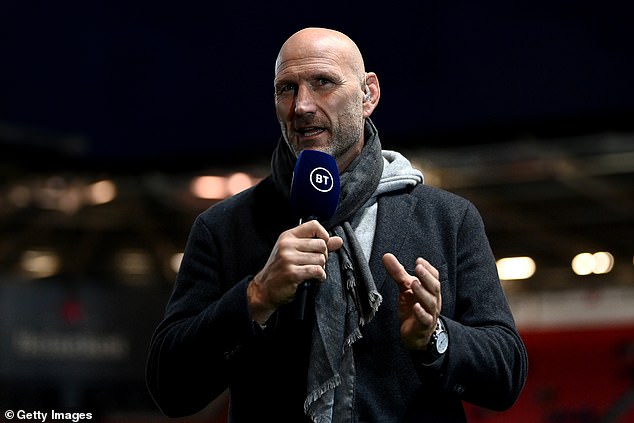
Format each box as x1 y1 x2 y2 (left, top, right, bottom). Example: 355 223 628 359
271 119 384 422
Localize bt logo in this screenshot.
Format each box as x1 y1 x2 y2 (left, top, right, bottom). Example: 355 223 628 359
309 167 334 193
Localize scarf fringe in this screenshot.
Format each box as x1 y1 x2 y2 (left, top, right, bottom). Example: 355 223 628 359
304 374 342 421
310 416 334 423
344 328 363 351
368 289 383 316
360 289 383 326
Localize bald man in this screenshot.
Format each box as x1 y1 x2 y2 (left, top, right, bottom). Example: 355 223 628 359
146 27 528 423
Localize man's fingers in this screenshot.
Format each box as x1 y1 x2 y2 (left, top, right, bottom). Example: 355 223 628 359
415 257 439 280
382 253 417 291
293 221 342 254
294 264 327 282
414 261 442 314
296 220 330 242
415 260 442 295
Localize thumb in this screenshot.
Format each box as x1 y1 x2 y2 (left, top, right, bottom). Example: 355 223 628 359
382 253 416 291
327 236 344 252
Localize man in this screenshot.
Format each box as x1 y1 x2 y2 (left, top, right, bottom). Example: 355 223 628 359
146 27 528 422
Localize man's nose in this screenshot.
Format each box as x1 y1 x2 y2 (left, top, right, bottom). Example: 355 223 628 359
294 85 317 115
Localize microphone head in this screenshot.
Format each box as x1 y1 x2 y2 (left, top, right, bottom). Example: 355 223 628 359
290 149 340 222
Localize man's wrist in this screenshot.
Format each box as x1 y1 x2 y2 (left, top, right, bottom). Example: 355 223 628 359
423 318 449 359
247 277 274 324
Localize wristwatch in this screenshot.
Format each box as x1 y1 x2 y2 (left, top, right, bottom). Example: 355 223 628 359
427 318 449 358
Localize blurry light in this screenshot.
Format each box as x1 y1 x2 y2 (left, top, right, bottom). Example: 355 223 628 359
593 252 614 274
85 179 117 205
115 249 152 276
227 172 253 195
37 176 67 209
45 176 66 190
21 249 61 278
8 185 31 207
572 253 594 276
170 252 184 274
496 256 536 280
572 252 615 276
58 187 82 214
423 170 441 187
191 176 227 200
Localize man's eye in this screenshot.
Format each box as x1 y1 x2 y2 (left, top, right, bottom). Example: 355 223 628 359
316 78 333 87
276 84 296 95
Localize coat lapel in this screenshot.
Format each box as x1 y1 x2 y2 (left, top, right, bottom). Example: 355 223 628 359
368 191 419 292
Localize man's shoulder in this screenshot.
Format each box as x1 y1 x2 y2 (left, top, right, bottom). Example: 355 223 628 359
407 183 472 207
382 183 479 226
195 175 291 231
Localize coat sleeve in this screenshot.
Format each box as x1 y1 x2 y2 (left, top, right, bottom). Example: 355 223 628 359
145 214 259 417
430 201 528 411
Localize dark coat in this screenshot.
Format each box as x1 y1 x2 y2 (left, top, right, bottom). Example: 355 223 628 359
146 175 528 422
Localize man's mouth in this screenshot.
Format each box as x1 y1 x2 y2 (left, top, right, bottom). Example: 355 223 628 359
297 127 325 138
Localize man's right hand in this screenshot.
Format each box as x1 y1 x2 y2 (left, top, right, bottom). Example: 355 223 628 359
248 220 343 324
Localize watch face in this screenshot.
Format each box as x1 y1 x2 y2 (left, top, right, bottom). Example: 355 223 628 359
436 332 449 354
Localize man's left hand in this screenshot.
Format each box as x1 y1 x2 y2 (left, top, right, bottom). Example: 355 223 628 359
382 253 442 351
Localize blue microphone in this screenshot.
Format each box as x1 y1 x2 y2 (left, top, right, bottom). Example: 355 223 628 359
289 150 340 319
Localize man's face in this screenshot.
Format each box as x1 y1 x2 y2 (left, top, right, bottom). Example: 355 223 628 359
274 42 365 165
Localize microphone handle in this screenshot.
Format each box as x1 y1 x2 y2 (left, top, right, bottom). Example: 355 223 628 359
296 280 312 320
297 216 319 320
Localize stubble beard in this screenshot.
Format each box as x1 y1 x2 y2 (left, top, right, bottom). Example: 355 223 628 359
281 107 365 161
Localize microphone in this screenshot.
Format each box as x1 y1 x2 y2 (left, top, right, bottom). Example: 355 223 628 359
289 149 340 320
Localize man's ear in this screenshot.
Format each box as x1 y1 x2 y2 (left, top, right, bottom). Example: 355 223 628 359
362 72 380 118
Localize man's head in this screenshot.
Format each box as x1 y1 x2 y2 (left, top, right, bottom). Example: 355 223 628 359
274 27 380 171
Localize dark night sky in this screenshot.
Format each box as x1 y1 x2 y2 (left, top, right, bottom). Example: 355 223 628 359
2 1 634 168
